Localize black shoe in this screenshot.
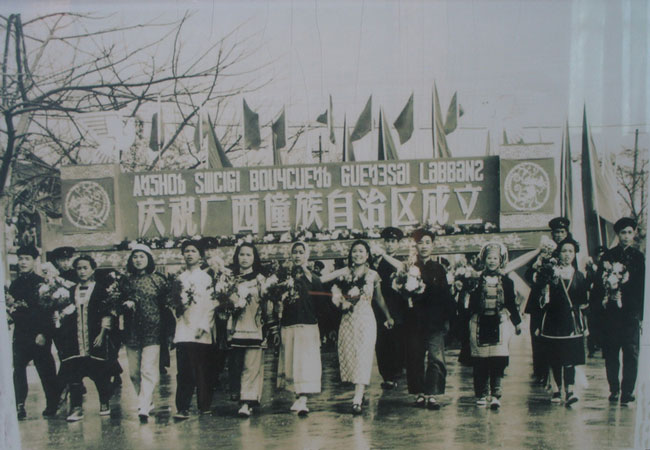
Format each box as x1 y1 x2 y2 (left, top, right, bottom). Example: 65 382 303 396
351 403 362 415
414 395 426 407
138 414 149 424
609 392 620 402
426 397 441 410
621 393 635 404
99 402 111 416
17 404 26 420
565 392 579 406
174 410 190 420
42 406 58 418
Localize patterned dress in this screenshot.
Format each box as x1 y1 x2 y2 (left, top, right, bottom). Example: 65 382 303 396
120 272 169 348
335 267 380 385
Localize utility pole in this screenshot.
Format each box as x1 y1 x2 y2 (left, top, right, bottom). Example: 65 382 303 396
311 135 327 163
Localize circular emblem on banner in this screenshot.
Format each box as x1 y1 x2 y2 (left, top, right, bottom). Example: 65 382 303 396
504 162 551 211
65 181 111 229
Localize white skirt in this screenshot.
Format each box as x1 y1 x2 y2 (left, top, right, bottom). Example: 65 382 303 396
277 324 322 394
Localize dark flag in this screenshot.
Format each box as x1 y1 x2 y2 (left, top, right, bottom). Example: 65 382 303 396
378 108 399 161
393 93 414 144
206 113 233 169
350 95 372 141
243 99 261 149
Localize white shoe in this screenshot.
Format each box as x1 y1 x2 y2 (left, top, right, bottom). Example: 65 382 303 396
290 399 302 411
476 397 488 406
490 397 501 410
238 403 251 418
66 407 84 422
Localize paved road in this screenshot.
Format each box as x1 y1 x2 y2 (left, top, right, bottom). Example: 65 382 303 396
17 327 636 450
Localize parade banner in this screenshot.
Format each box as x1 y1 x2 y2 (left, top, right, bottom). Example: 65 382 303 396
499 158 556 215
61 157 500 238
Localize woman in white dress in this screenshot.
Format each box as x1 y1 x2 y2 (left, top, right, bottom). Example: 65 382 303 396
323 240 394 415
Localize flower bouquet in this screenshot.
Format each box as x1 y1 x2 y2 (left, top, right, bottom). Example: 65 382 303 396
602 261 629 309
261 261 300 319
391 263 426 308
210 269 238 320
169 273 198 317
331 270 370 313
5 287 26 321
38 263 75 328
531 236 561 306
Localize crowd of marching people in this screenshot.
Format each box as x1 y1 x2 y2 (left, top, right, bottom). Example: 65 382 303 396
5 215 645 423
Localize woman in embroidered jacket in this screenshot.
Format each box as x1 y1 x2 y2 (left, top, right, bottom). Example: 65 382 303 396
119 244 170 422
538 238 587 406
468 243 522 410
322 240 394 415
228 242 272 417
172 240 216 419
55 255 118 422
277 242 325 415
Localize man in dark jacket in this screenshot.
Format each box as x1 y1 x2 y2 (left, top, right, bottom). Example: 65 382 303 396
373 226 407 390
9 245 59 419
592 217 645 404
404 229 455 410
47 246 77 283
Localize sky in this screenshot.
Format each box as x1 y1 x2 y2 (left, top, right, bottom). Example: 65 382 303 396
4 0 649 163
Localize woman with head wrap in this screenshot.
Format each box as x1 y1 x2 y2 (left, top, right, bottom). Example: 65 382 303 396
276 242 325 415
468 242 522 410
538 238 588 406
119 244 170 423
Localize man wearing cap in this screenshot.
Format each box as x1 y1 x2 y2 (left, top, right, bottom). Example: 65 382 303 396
592 217 645 404
48 246 77 283
373 226 407 390
9 245 60 419
524 216 571 385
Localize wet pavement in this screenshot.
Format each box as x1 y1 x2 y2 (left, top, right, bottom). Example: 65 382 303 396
17 326 636 450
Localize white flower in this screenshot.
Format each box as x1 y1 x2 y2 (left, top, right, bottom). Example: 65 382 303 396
408 265 421 277
606 274 620 290
348 287 361 298
237 284 250 300
612 262 624 274
405 276 420 292
52 287 70 301
38 284 50 295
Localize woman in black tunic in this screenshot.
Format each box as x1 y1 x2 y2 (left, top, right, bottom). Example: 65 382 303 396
539 238 587 406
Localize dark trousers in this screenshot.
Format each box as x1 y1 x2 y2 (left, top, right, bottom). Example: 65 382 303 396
404 321 447 396
550 364 575 392
228 347 246 395
473 358 506 398
529 313 548 380
209 345 228 388
602 320 640 396
175 342 214 412
375 323 405 383
586 310 604 354
58 357 113 408
13 339 59 409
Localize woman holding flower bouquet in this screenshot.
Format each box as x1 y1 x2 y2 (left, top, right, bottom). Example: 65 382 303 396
119 244 170 423
55 255 119 422
468 243 522 410
538 238 588 406
172 240 216 420
276 242 325 415
228 242 274 418
322 240 394 415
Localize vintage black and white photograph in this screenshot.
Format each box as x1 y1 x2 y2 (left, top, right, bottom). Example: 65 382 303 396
0 1 648 449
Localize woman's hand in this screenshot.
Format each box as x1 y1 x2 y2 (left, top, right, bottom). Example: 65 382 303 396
123 300 135 311
384 317 395 329
195 328 208 339
93 329 105 348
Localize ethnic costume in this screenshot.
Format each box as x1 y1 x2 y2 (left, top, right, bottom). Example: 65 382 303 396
228 271 269 405
538 264 587 398
469 272 521 400
277 265 324 395
55 281 118 416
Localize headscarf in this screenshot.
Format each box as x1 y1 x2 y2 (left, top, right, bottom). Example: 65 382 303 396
479 242 508 271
